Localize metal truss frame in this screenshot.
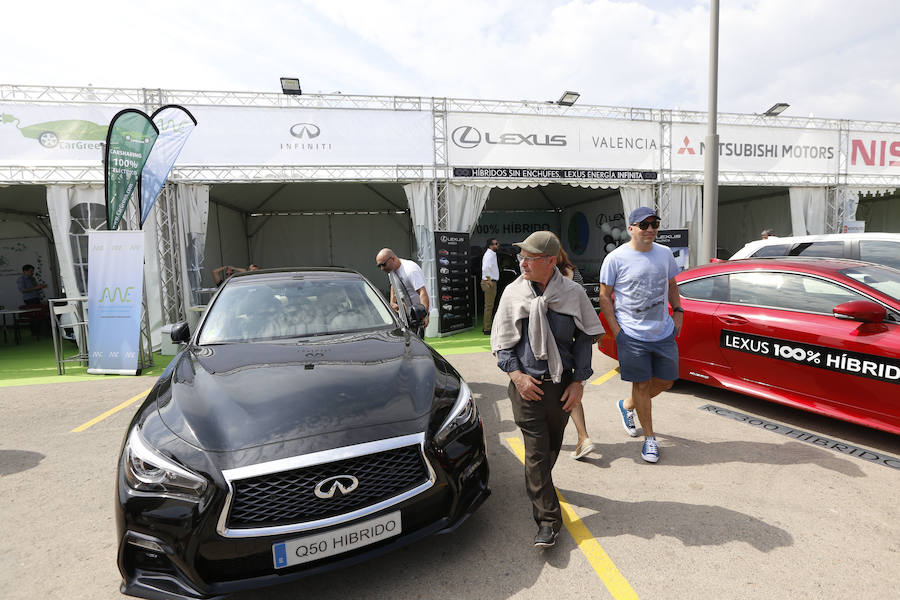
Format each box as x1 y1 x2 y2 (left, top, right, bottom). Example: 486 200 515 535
657 110 674 222
1 84 427 111
3 84 898 187
155 184 186 325
169 165 434 183
432 97 450 230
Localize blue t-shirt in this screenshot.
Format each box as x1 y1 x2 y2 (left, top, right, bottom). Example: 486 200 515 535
599 243 679 342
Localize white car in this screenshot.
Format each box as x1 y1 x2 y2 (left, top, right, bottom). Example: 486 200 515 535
730 232 900 270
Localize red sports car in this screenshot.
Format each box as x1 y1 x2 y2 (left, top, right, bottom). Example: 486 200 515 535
598 258 900 435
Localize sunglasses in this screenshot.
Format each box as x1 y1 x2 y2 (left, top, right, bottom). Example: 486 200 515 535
633 220 661 230
517 254 549 264
377 258 391 268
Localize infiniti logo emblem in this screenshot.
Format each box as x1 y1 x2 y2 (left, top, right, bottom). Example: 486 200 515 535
290 123 321 139
314 475 359 499
451 125 482 149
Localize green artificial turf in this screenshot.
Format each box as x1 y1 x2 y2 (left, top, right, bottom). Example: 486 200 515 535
0 319 490 388
0 332 174 388
425 326 492 356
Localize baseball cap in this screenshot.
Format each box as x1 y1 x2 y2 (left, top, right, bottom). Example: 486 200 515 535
514 230 560 256
628 206 659 225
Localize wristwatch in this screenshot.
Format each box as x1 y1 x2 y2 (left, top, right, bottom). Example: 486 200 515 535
673 307 684 313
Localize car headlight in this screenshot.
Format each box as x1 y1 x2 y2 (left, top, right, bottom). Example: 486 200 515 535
434 381 479 446
124 427 208 501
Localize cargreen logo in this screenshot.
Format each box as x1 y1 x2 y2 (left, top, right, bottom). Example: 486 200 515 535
1 113 108 148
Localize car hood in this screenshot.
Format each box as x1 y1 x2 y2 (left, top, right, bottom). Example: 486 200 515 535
157 330 441 452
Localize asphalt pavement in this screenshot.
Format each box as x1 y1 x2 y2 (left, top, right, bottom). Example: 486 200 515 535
2 350 899 600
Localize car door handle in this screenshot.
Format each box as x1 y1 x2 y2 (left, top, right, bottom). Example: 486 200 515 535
716 314 749 325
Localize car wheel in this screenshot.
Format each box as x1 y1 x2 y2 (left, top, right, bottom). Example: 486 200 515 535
38 131 59 148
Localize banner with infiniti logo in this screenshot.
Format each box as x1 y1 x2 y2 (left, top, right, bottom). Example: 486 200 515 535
0 103 432 166
447 112 660 172
174 106 433 166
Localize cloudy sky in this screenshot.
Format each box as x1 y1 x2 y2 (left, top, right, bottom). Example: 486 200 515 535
3 0 898 122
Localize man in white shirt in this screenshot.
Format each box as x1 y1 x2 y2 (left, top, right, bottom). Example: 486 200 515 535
375 248 430 336
481 238 501 335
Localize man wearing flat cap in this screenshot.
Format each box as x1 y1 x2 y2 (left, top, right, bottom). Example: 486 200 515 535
491 230 604 548
598 206 683 464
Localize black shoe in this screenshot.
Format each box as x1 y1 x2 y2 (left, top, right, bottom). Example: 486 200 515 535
533 525 558 548
482 330 491 335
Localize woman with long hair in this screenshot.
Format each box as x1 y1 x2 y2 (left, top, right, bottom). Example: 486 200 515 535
554 238 593 460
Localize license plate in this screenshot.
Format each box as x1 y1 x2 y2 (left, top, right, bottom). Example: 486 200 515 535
272 511 402 569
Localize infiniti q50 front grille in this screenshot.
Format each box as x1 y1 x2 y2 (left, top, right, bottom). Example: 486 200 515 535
227 444 428 529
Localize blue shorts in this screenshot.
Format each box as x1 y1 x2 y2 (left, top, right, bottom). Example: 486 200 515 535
616 330 679 383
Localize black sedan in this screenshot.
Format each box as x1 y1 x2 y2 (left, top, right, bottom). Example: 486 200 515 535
116 268 490 600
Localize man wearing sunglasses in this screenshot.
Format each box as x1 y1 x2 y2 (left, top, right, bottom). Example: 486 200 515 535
375 248 430 336
491 231 604 548
598 207 683 464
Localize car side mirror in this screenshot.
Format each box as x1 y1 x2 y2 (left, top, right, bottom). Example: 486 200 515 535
833 300 886 324
170 321 191 343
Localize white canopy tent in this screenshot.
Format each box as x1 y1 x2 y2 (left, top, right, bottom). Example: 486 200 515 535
1 83 898 343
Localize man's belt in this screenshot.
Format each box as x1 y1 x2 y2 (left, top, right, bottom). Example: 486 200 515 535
540 370 573 382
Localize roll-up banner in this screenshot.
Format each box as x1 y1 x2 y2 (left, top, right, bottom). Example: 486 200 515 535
140 105 197 226
656 229 689 271
104 109 158 230
87 230 145 375
434 232 472 334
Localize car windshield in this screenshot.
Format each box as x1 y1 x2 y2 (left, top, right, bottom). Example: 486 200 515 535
839 265 900 302
198 276 396 344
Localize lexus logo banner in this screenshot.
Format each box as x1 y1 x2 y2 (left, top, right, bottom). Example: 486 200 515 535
447 112 661 171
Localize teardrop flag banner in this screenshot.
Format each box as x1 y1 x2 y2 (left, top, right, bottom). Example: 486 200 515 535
139 105 198 227
105 109 159 230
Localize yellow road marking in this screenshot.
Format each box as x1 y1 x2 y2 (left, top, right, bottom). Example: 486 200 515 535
590 366 620 386
506 437 639 600
71 387 152 432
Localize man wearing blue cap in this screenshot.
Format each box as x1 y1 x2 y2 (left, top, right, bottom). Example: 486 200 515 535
598 206 683 463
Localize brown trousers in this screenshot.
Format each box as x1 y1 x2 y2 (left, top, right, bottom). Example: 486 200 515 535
481 279 497 331
508 374 571 530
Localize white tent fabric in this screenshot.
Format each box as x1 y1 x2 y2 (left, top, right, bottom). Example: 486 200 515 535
789 187 827 235
176 184 210 312
46 185 92 303
664 184 703 268
142 208 164 350
842 187 898 223
619 186 655 225
447 184 490 234
403 182 437 336
840 188 861 224
46 184 103 355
